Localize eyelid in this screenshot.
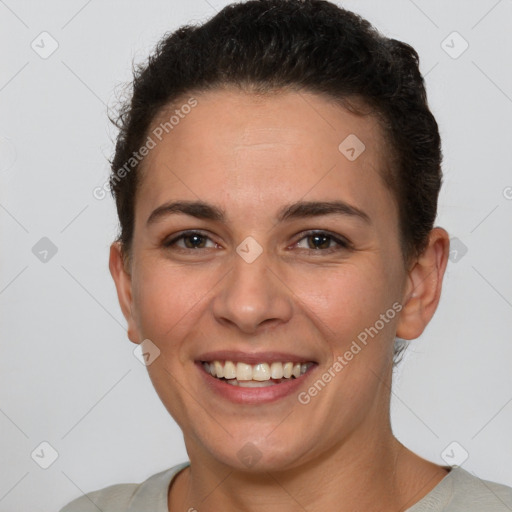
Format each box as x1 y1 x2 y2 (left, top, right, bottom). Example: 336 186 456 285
163 229 218 248
292 229 352 250
163 229 352 253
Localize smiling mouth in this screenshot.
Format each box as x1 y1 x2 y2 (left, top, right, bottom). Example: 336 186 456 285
201 360 315 387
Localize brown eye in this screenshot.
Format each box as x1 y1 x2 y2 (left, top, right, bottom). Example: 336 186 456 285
306 233 331 250
295 231 351 252
164 231 216 250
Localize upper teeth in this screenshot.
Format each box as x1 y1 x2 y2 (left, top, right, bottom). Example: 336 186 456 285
203 360 313 381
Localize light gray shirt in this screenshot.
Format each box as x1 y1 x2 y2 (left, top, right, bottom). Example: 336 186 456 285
60 462 512 511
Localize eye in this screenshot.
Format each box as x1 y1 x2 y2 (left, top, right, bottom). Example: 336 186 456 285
293 230 351 253
163 231 218 250
162 229 351 254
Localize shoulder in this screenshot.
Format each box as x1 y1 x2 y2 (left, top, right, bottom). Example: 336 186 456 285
59 462 190 512
59 482 139 512
410 466 512 511
449 467 512 509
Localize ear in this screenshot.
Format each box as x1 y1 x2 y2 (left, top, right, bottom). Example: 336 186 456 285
396 227 450 340
108 241 140 344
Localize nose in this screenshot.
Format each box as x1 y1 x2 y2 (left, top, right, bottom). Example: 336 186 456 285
211 249 293 334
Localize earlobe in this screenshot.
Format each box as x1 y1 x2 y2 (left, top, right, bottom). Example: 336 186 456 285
108 242 140 345
396 228 450 340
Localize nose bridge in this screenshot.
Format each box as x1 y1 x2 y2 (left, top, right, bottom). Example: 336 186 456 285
212 242 293 333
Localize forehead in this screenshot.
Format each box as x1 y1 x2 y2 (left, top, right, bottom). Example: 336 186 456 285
137 87 394 223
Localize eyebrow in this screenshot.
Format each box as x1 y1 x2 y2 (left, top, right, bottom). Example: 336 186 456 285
146 199 371 226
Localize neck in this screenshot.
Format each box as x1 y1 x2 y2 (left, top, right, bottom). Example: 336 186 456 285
169 423 448 512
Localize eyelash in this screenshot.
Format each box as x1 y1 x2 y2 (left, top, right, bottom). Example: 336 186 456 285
163 229 352 254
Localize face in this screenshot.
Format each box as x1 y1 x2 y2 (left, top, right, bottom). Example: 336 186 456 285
110 87 438 472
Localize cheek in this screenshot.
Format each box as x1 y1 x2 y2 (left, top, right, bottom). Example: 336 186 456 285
131 263 214 355
289 261 401 353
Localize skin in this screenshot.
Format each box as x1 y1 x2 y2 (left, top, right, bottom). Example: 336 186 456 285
109 87 450 512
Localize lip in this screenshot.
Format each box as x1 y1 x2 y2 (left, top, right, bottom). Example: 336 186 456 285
196 350 317 365
195 360 318 405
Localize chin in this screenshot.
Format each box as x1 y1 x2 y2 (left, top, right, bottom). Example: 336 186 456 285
193 432 313 473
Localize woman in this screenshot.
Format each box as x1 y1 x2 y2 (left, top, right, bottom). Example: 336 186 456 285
61 0 512 510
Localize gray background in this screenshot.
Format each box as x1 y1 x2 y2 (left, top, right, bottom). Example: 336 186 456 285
1 0 511 510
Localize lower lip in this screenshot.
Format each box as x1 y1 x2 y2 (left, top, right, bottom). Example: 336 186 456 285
196 362 317 404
